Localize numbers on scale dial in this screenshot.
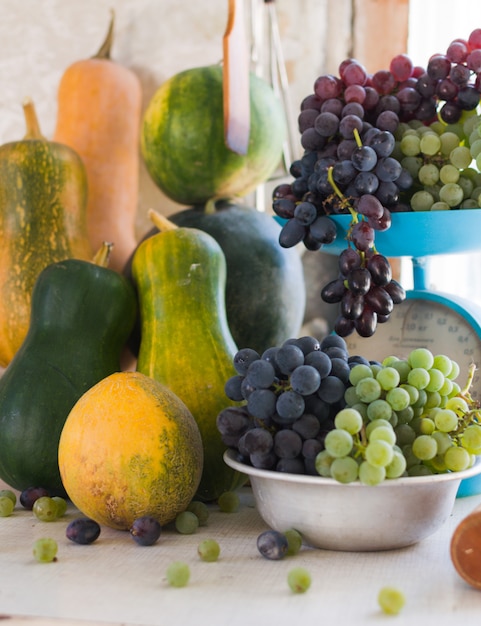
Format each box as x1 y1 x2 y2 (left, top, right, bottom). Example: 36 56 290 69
344 299 481 402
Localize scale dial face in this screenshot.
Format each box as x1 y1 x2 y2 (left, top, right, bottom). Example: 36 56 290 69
343 296 481 403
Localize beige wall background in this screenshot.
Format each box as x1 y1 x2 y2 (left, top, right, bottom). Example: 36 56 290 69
0 0 363 238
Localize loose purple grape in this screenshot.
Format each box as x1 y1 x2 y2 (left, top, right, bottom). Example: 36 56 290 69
20 487 49 510
257 530 289 560
130 516 162 546
66 518 101 545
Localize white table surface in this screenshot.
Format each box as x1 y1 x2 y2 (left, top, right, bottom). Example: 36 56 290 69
1 481 481 626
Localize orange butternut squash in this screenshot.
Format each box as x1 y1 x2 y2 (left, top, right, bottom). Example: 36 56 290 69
53 11 141 272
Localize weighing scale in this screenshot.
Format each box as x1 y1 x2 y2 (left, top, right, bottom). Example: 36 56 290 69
325 210 481 496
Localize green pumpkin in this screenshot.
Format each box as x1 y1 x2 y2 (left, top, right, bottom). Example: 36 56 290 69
0 246 137 494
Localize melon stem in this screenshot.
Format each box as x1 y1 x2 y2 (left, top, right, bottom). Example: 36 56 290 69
22 98 45 140
93 9 115 60
148 208 179 232
92 242 113 268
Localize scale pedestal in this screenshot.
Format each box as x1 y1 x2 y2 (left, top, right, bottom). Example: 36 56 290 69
324 211 481 497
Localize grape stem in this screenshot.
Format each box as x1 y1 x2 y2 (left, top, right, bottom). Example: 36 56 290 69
327 166 358 222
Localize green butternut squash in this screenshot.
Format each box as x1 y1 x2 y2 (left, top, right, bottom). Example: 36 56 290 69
0 98 92 367
0 244 137 494
132 211 245 501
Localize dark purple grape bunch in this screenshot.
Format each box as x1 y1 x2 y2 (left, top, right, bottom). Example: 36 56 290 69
217 334 360 475
321 246 405 338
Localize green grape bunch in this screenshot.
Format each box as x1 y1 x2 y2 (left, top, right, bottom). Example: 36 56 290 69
315 347 481 485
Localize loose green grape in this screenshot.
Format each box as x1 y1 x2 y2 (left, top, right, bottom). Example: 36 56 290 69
0 496 14 517
166 561 190 587
0 489 16 506
218 491 240 513
175 511 199 535
52 496 67 518
285 529 303 556
33 496 58 522
315 450 334 477
197 539 220 562
287 567 312 594
359 461 385 486
33 538 58 563
334 407 364 434
407 367 430 390
376 367 400 391
355 377 382 403
378 586 406 615
330 456 359 483
412 434 437 460
365 440 394 468
444 446 471 471
187 500 210 526
324 429 353 458
434 408 458 433
408 348 434 370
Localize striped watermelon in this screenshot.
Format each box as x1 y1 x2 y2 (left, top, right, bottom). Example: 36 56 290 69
141 65 286 205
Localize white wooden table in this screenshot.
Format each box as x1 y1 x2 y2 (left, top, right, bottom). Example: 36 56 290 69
1 482 481 626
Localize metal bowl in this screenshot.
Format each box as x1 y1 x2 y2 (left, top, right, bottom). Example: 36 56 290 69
224 449 481 552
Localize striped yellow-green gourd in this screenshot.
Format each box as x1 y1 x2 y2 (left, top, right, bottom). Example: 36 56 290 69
0 98 92 367
132 211 246 502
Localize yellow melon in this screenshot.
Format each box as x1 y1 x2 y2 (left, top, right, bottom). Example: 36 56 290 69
58 371 203 530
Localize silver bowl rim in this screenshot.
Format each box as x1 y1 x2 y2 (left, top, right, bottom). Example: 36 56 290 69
224 449 481 488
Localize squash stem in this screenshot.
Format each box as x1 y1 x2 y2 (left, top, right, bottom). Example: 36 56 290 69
148 208 179 232
92 242 113 268
22 98 45 140
93 9 114 60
